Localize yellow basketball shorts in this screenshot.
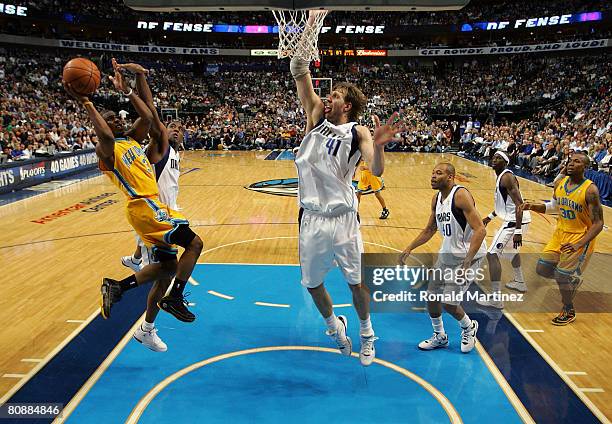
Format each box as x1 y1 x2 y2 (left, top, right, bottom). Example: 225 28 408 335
125 197 189 258
357 173 384 193
539 228 595 276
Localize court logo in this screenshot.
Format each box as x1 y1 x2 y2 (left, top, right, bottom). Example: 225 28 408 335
246 178 365 197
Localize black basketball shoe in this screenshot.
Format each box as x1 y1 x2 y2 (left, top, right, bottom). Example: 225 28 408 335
100 278 123 319
158 293 196 323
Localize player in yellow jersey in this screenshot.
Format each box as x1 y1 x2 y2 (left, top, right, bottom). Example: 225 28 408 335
521 152 604 325
63 60 203 330
356 159 389 219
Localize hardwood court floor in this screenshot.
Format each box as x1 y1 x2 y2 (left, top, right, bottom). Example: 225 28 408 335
0 151 610 419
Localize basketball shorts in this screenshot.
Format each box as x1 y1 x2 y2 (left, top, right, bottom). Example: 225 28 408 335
488 222 529 258
125 197 189 261
357 173 384 193
299 209 363 288
539 228 595 276
427 255 484 306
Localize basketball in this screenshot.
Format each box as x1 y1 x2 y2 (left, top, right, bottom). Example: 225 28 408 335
62 58 101 95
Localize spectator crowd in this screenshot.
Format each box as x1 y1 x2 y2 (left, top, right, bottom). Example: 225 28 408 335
1 48 610 183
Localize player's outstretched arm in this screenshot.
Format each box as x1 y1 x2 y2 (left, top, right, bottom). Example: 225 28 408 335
455 188 486 267
109 59 152 143
116 62 168 164
359 112 406 177
400 195 438 264
63 82 114 168
290 11 325 133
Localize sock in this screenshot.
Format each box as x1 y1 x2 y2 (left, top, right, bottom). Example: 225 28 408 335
170 278 187 297
142 320 154 331
491 280 501 292
131 255 142 264
359 316 374 337
513 266 525 283
324 313 339 333
458 314 472 330
118 275 138 292
431 316 445 335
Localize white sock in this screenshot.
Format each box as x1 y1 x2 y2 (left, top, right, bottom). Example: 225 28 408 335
142 320 154 331
324 313 338 333
359 316 374 337
132 255 142 264
431 316 445 335
513 266 525 283
458 314 472 330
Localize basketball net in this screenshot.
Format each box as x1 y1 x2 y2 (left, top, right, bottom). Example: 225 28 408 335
272 10 328 62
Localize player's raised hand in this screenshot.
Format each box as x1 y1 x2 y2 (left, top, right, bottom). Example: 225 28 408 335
109 61 129 94
373 112 407 146
116 62 149 75
307 9 328 27
62 81 89 104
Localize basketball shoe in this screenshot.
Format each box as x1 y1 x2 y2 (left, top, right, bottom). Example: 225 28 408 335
359 334 378 366
418 332 449 350
133 324 167 352
100 278 123 319
158 293 196 322
326 315 352 356
121 255 143 272
460 320 479 353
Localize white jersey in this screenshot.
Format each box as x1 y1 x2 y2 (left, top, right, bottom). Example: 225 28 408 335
295 119 362 216
155 146 180 209
494 169 531 223
435 185 487 261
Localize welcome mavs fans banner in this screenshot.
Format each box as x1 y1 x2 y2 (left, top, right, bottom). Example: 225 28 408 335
0 150 98 194
415 39 609 56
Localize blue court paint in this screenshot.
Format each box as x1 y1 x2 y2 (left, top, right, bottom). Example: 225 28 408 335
9 266 601 423
0 168 102 206
264 150 282 160
276 150 295 161
67 265 522 424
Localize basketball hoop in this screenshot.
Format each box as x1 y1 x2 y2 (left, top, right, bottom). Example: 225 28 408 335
272 9 328 62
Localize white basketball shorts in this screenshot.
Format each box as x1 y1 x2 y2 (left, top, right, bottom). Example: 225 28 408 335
299 209 363 288
488 222 529 258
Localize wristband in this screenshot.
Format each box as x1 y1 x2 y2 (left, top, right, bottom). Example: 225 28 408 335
123 88 133 97
82 101 93 107
514 229 522 235
487 212 496 220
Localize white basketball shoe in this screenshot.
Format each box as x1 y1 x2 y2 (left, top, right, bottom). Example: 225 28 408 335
359 334 379 366
133 324 167 352
460 320 479 353
418 332 449 350
121 256 143 272
326 315 352 356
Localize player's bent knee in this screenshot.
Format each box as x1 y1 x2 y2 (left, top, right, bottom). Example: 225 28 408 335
554 269 574 284
189 234 204 254
306 282 325 291
169 224 198 249
536 260 556 278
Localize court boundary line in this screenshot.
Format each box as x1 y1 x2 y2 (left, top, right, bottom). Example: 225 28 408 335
475 342 535 423
504 313 611 424
52 313 146 423
0 309 99 406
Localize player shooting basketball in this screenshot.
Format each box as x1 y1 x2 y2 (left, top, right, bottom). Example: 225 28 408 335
63 59 203 329
291 10 405 366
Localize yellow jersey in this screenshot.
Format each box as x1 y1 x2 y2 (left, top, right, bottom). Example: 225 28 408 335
100 137 158 200
554 176 592 234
